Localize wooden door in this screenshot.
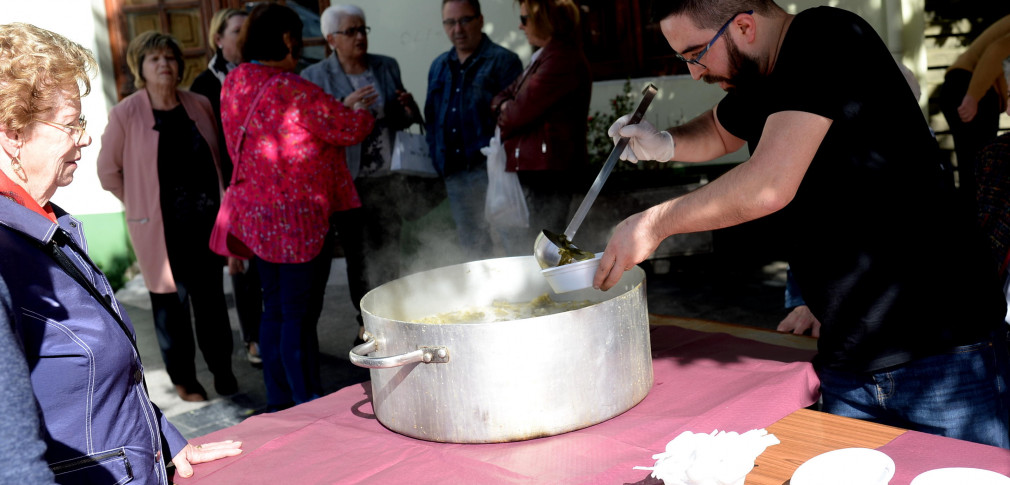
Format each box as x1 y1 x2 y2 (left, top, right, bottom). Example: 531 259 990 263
105 0 336 99
105 0 214 98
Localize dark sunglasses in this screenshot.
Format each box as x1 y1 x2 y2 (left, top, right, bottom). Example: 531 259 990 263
520 15 528 26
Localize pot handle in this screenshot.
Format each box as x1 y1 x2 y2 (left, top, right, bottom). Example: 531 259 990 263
348 332 450 369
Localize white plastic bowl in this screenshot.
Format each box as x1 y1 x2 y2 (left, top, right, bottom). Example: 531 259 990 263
791 448 895 485
541 253 603 293
911 468 1010 485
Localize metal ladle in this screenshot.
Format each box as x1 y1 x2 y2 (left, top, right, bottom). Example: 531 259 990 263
533 84 658 269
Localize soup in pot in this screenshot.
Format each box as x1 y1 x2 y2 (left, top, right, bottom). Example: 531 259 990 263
413 294 595 324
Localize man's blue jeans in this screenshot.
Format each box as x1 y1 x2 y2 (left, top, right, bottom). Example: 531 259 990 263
818 335 1010 449
444 168 494 262
255 242 332 408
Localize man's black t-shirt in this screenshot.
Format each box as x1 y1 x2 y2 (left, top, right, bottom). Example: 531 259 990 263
717 6 1004 372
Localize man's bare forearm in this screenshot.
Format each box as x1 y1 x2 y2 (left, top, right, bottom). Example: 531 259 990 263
667 108 743 162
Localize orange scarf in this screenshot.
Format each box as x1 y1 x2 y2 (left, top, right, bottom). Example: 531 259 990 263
0 169 57 223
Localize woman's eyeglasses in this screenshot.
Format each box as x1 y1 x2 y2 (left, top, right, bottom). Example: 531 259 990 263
33 116 87 144
333 26 370 37
520 15 528 26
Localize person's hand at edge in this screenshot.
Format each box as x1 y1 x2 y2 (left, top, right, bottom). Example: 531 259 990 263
172 440 243 478
776 305 821 337
226 257 245 276
396 89 421 122
957 93 979 122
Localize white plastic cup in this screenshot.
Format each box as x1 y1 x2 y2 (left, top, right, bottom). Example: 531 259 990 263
541 253 603 293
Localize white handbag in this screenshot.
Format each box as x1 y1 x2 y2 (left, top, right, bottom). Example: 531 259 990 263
391 125 438 178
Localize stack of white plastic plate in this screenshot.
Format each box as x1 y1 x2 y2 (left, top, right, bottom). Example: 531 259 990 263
910 467 1010 484
791 448 895 485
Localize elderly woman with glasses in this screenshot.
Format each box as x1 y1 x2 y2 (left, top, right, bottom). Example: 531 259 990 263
98 31 237 403
221 3 373 411
302 4 431 345
0 23 240 484
490 0 592 255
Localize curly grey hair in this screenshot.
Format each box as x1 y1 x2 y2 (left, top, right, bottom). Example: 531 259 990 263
321 5 366 37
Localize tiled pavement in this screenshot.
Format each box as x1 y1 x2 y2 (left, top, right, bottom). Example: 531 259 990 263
117 258 369 439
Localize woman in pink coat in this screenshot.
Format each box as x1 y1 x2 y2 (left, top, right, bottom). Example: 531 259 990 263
98 32 236 402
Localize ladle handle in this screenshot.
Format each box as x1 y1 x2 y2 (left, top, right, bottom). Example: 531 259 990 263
564 84 659 240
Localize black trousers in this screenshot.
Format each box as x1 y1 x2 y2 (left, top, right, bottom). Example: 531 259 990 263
149 262 234 387
335 174 445 325
940 68 1003 215
230 261 261 344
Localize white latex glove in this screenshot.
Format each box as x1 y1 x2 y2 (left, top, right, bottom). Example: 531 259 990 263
608 114 675 163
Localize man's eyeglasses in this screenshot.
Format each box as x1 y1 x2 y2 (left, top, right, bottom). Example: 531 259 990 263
443 15 477 28
674 10 753 70
33 116 87 144
333 26 370 37
520 15 528 26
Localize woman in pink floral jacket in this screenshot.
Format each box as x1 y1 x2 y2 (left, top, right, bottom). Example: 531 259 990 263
221 3 374 410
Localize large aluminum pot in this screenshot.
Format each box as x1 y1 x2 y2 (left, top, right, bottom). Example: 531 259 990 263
350 255 652 443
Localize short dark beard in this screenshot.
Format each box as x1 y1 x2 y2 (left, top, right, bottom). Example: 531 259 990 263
703 35 763 92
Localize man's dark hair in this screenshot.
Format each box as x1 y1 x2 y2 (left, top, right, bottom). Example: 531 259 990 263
239 3 303 62
442 0 482 17
651 0 777 29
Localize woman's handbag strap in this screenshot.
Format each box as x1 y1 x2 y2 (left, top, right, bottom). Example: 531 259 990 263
47 230 139 354
231 73 283 186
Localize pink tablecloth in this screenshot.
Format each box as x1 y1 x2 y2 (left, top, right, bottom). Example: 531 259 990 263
878 430 1010 484
175 325 819 484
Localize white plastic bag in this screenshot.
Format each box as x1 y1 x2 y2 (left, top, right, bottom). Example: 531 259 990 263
482 127 529 228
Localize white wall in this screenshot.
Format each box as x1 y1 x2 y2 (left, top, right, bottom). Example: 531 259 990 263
0 0 121 216
1 0 925 216
361 0 527 110
362 0 925 164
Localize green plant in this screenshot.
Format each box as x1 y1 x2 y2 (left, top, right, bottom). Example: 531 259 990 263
586 80 678 172
96 246 137 292
587 80 632 170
